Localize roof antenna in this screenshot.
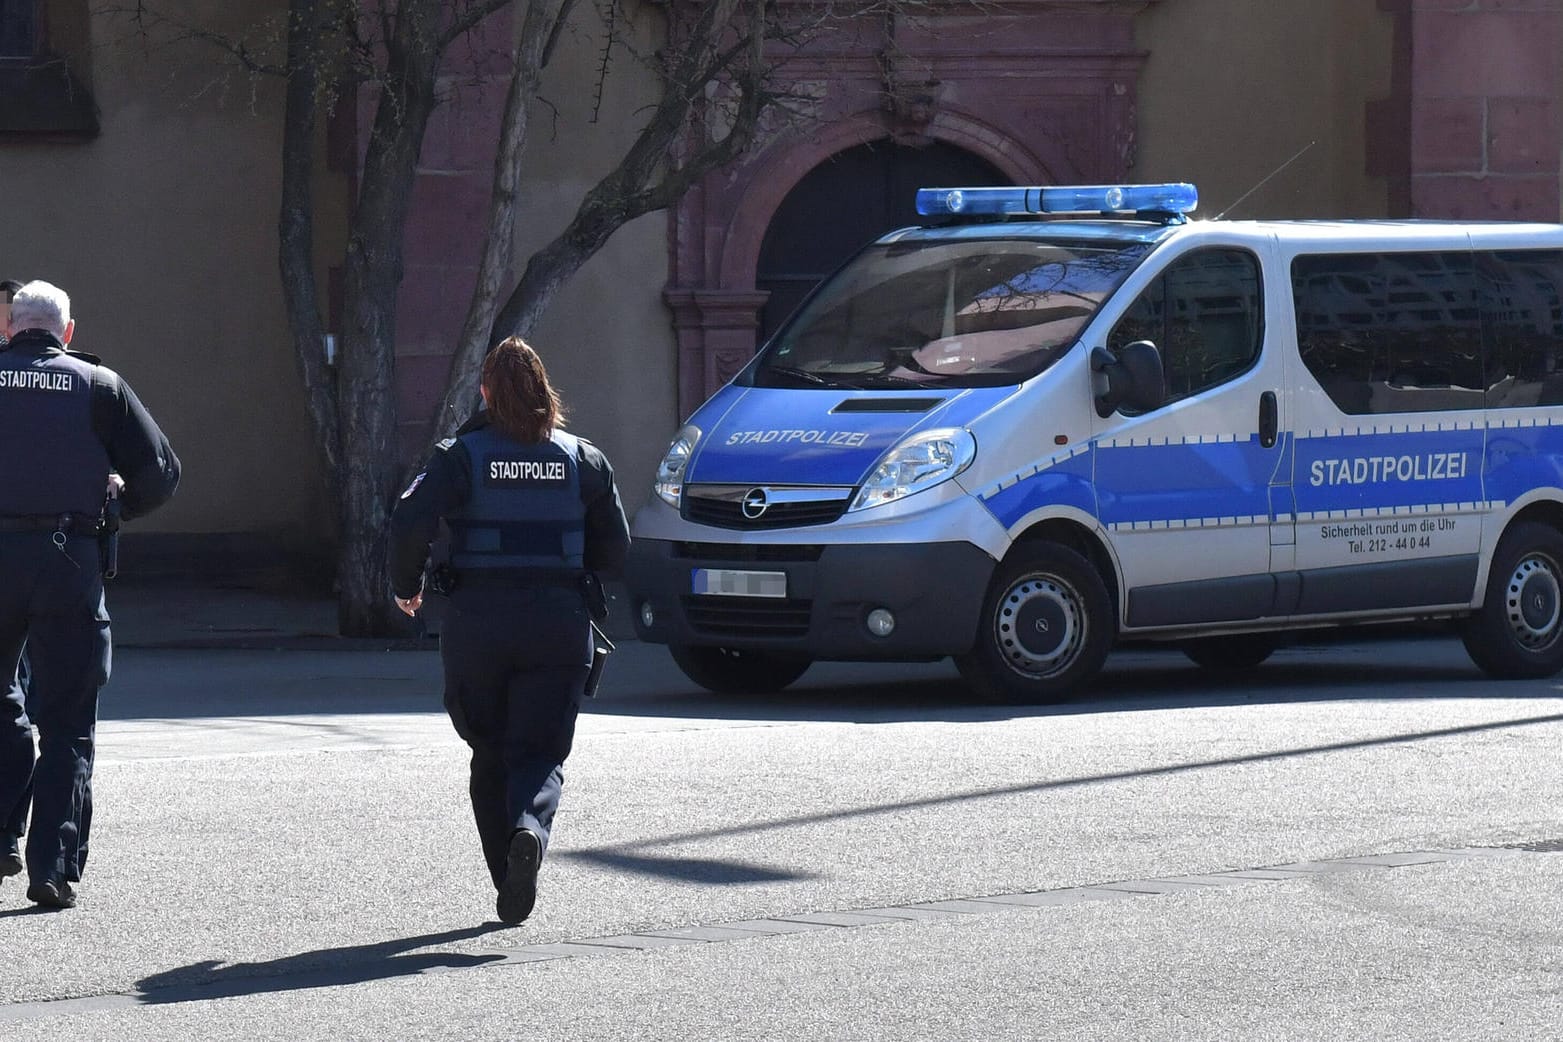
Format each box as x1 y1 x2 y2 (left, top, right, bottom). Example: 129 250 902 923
1213 140 1316 221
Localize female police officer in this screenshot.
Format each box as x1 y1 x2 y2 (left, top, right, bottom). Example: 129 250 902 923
389 337 629 924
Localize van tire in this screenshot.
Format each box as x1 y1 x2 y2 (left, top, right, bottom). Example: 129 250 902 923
955 542 1114 704
669 645 812 695
1460 522 1563 679
1181 633 1279 671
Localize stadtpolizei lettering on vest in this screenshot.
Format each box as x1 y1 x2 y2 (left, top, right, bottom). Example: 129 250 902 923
0 370 74 391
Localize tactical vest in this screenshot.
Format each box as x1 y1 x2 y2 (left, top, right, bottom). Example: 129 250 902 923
0 332 112 518
448 427 586 576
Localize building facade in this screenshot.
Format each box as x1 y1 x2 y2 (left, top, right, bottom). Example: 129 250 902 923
0 0 1558 569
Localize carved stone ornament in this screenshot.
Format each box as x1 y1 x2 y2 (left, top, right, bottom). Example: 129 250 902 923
881 54 943 147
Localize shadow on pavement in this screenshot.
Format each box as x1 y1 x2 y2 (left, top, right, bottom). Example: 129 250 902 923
563 850 818 884
133 924 512 1005
554 708 1563 878
588 642 1555 727
100 632 1563 727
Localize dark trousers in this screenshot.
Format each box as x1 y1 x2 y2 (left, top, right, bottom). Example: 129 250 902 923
0 534 110 884
2 650 32 842
439 586 591 887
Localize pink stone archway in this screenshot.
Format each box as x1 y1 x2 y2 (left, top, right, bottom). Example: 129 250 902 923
666 109 1054 415
715 111 1056 291
665 1 1159 418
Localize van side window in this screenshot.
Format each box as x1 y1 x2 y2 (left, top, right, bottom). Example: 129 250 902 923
1107 248 1262 407
1479 250 1563 409
1293 251 1484 414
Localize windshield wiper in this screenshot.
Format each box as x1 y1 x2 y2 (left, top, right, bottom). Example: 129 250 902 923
851 373 928 388
760 365 835 387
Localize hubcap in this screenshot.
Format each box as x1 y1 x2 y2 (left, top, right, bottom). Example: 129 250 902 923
995 573 1083 677
1505 554 1562 651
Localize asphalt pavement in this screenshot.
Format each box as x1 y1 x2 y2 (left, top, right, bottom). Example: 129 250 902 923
0 579 1560 1040
105 575 641 650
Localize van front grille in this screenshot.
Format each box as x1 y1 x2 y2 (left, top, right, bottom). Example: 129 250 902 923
682 595 812 638
674 542 824 562
682 486 851 530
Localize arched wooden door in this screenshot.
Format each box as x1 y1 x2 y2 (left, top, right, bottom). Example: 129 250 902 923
755 140 1008 343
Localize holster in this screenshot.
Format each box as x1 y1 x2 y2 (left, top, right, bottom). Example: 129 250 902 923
585 620 615 698
418 526 455 636
99 495 123 579
582 572 608 622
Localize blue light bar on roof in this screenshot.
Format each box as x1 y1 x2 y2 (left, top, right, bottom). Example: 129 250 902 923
915 183 1199 218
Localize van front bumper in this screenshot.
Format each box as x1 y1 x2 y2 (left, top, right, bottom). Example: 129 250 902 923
625 538 995 660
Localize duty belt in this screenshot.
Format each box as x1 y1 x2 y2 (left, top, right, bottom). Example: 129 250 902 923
0 513 102 534
453 570 584 591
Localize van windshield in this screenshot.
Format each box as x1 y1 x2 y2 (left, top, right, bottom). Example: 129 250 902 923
750 237 1154 389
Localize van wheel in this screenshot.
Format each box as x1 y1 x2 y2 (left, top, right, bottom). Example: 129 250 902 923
1181 633 1279 670
1460 522 1563 679
669 645 811 694
955 542 1114 704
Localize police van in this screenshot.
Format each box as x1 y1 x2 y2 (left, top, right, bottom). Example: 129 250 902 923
626 182 1563 702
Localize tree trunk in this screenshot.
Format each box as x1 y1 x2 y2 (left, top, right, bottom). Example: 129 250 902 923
335 11 444 636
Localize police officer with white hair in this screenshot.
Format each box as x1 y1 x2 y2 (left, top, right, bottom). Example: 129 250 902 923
0 280 180 909
388 336 629 924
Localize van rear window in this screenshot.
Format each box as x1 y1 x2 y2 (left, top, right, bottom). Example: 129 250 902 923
1293 249 1563 413
751 238 1152 389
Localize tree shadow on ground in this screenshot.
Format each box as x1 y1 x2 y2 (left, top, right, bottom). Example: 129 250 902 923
588 631 1563 727
556 705 1563 877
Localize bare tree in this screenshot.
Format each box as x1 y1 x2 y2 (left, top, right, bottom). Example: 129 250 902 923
106 0 928 635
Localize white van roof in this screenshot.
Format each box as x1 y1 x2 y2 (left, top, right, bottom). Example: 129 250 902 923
886 217 1563 252
1203 219 1563 250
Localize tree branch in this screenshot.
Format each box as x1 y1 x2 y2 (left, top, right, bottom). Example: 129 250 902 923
426 0 580 450
95 2 290 76
441 0 518 47
277 0 341 480
486 0 787 344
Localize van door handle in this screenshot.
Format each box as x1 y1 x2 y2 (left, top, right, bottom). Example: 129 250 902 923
1259 391 1278 449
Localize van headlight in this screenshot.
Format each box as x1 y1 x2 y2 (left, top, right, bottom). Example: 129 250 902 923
848 428 976 512
654 424 701 507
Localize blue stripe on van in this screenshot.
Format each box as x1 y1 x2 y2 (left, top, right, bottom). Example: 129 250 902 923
1094 437 1275 526
1293 427 1484 515
1484 422 1563 505
982 424 1500 533
980 447 1097 525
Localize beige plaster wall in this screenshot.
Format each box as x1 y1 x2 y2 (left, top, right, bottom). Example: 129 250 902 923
503 0 1405 514
1135 0 1393 219
511 2 676 515
0 5 328 539
0 1 1408 544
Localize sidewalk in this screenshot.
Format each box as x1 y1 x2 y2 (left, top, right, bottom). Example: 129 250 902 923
107 578 639 650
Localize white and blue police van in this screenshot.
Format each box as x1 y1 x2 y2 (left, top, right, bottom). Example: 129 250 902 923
626 182 1563 702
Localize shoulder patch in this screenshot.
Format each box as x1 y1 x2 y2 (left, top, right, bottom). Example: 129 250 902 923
400 472 426 499
435 437 457 451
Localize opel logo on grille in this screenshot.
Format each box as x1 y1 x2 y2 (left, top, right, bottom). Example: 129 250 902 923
741 487 770 520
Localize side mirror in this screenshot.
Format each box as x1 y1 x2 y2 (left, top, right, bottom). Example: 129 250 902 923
1091 340 1166 417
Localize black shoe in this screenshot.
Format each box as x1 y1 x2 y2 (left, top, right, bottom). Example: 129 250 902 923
0 839 20 880
26 878 76 909
496 828 540 924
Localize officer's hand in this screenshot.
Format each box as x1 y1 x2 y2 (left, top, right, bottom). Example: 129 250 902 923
395 593 422 617
107 473 125 496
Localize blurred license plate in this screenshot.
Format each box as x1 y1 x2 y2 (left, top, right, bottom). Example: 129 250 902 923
691 568 787 598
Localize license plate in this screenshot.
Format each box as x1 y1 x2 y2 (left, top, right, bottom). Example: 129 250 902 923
691 568 787 599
